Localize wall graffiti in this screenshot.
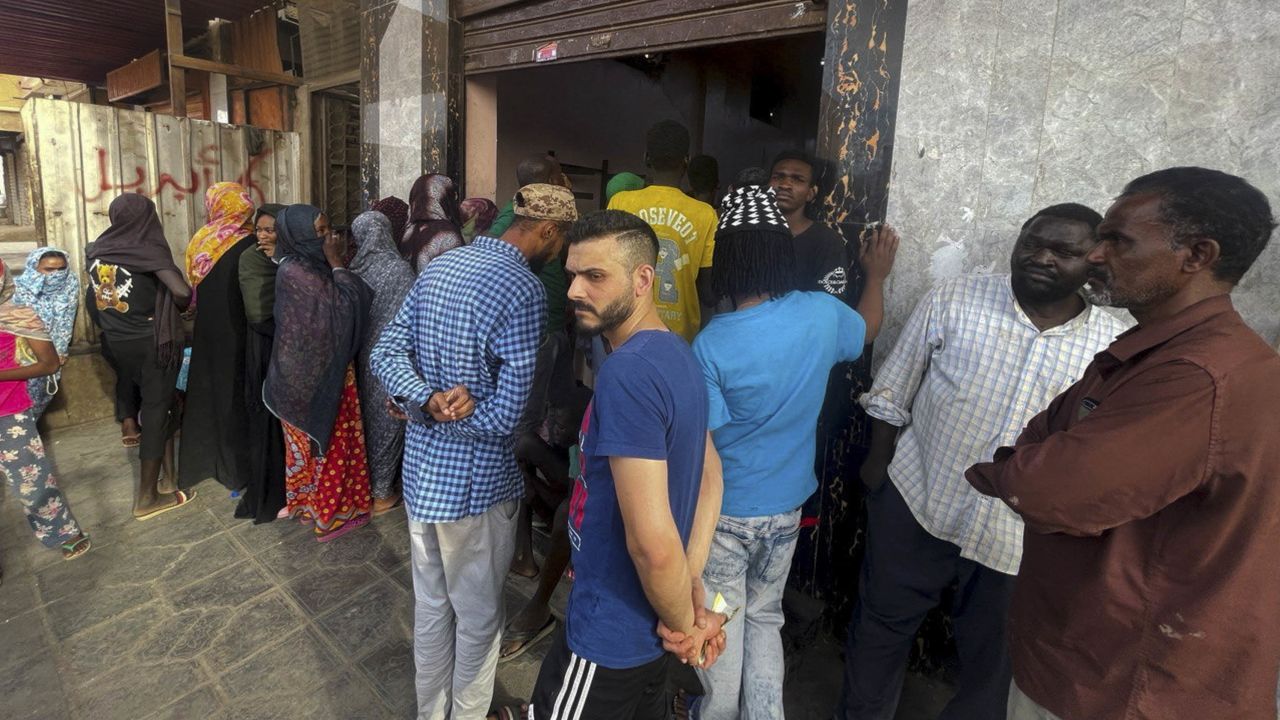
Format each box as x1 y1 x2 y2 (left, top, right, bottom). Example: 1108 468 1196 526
82 144 272 205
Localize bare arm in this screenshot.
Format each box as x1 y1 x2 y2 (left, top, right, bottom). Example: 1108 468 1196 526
155 268 192 310
860 419 899 493
613 456 697 636
0 337 59 381
685 433 723 578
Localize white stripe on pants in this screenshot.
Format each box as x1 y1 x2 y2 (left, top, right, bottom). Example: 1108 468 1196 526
410 499 519 720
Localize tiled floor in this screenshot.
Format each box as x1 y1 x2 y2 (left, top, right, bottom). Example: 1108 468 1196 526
1 419 948 719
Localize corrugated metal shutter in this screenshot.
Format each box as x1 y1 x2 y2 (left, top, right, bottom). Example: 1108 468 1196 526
461 0 826 74
298 0 360 86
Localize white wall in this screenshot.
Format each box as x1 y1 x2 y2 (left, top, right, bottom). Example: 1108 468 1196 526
881 0 1280 353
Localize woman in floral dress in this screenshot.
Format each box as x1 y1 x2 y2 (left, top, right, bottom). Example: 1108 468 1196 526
0 271 90 572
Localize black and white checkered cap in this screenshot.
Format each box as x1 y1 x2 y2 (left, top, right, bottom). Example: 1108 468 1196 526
717 185 789 234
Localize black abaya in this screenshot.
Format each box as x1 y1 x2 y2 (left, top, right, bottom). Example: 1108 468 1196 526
178 235 254 490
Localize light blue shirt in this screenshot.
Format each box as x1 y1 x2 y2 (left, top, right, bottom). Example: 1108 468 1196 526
693 291 866 517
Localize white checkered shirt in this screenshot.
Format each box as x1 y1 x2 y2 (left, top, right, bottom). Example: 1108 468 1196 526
370 236 545 524
860 274 1129 574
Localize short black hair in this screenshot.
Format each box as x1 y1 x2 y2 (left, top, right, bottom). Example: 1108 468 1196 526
38 250 66 262
516 155 558 186
567 210 659 269
645 120 690 172
770 150 818 188
688 155 719 194
1120 167 1276 284
733 167 770 189
1021 203 1103 233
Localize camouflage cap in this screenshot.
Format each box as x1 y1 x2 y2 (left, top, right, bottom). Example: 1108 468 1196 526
513 183 578 222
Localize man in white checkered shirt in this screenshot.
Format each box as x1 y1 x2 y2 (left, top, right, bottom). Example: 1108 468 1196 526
836 204 1129 720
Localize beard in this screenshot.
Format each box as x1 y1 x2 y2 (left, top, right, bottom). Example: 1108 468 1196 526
1085 270 1176 309
573 294 634 337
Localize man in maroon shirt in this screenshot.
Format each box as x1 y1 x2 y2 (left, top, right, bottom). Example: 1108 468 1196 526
967 166 1279 720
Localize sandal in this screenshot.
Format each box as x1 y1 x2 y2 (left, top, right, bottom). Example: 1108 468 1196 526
372 495 403 517
61 534 92 560
488 705 527 720
499 616 556 663
121 434 141 448
135 489 197 521
315 514 370 543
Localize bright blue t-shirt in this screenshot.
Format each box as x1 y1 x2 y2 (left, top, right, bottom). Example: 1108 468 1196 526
565 330 708 670
693 291 866 517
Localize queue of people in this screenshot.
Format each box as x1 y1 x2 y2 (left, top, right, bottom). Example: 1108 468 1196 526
0 115 1276 720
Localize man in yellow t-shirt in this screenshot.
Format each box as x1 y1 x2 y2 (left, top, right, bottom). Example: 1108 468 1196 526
608 120 718 341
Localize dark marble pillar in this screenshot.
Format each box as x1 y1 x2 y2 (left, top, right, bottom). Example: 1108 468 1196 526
359 0 463 205
791 0 908 624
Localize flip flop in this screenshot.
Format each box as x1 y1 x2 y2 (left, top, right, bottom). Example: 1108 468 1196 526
499 616 556 663
60 534 92 560
316 514 370 543
135 490 197 521
487 705 527 720
121 434 141 448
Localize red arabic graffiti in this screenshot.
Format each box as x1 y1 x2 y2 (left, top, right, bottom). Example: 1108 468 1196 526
82 144 272 205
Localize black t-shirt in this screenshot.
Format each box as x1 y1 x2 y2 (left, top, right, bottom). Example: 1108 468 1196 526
87 259 158 340
793 223 849 298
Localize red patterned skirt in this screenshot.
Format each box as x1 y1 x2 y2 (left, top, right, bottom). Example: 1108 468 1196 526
282 366 371 538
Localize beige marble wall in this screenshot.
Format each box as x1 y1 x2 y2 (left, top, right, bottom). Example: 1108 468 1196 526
882 0 1280 353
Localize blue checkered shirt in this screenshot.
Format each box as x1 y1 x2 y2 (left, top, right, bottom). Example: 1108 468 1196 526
370 236 545 523
860 274 1129 574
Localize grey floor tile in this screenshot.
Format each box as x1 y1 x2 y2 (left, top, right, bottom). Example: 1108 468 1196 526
249 528 327 581
222 627 346 698
285 562 380 615
55 600 172 687
214 670 394 720
315 578 413 660
145 684 224 720
358 637 417 712
169 558 275 612
199 589 308 670
1 654 70 720
0 608 50 672
43 580 156 641
69 658 208 719
389 560 413 592
0 570 39 622
153 534 246 594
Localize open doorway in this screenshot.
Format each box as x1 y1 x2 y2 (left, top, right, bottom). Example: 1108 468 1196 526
482 33 826 212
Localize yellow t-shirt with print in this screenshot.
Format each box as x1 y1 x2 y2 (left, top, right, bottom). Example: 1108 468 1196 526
608 185 718 341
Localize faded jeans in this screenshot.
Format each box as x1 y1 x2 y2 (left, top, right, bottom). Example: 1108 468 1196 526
700 509 802 720
409 499 519 720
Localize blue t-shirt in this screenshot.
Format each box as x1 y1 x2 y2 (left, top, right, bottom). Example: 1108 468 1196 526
693 291 866 517
565 330 708 669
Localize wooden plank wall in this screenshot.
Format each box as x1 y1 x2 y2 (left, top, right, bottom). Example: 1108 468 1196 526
20 98 303 345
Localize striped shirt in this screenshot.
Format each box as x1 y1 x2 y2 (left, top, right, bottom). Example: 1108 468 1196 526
370 236 545 523
860 274 1128 574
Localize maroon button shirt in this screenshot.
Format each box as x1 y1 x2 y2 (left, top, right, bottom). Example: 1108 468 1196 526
967 295 1280 720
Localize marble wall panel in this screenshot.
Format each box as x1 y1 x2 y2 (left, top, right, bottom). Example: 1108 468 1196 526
882 0 1280 357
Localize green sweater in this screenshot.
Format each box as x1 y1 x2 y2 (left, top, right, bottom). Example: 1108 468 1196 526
491 201 566 334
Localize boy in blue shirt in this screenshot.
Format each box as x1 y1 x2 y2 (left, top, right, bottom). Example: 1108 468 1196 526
688 186 897 719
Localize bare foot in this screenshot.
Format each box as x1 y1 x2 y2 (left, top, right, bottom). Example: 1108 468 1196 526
133 491 186 519
121 418 141 447
156 473 177 495
509 551 539 579
501 601 553 658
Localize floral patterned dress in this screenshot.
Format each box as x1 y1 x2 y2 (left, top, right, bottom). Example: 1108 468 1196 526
0 331 82 547
281 365 371 537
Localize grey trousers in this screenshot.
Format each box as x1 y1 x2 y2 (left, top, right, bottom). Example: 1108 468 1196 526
410 500 519 720
1006 682 1063 720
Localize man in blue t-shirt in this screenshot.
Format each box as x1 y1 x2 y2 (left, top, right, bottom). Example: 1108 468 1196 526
686 186 898 719
529 210 728 720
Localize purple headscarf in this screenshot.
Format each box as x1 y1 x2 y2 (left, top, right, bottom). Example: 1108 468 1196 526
402 174 464 273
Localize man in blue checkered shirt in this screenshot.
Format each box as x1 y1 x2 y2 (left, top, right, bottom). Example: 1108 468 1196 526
371 183 578 720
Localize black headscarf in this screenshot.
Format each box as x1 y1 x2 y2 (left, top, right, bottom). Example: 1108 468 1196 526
402 174 464 273
262 204 372 454
85 193 185 368
255 203 286 225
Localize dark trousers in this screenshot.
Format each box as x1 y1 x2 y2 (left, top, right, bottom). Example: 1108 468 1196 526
837 482 1014 720
105 335 179 461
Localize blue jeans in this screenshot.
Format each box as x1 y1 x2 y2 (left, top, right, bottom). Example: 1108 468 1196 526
700 509 801 720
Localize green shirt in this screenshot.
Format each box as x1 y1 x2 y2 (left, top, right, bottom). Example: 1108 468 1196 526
539 257 567 335
489 201 516 238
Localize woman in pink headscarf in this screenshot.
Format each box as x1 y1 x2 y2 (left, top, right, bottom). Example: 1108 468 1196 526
400 173 464 273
